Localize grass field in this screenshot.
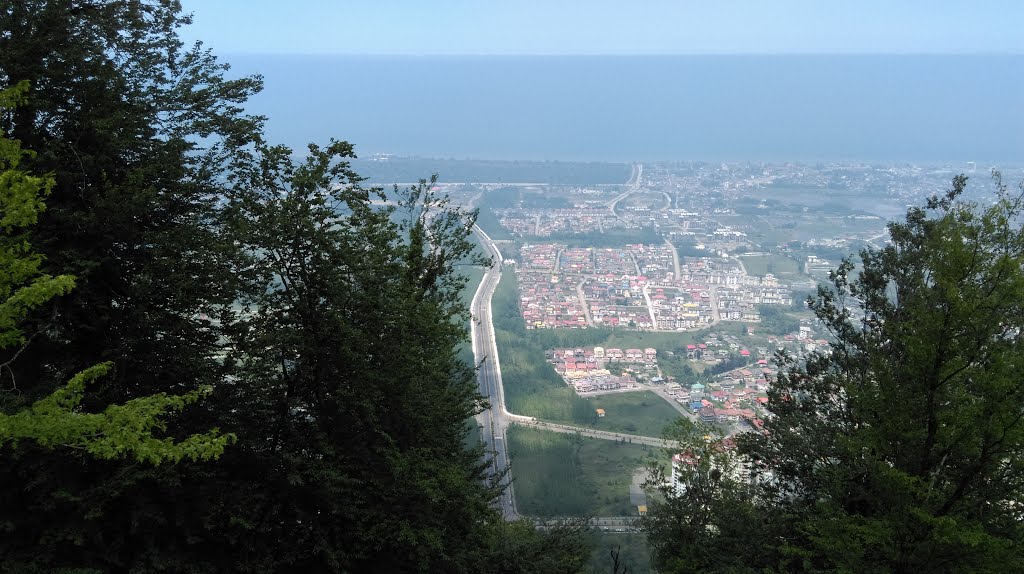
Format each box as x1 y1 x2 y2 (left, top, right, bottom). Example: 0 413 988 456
570 392 682 438
507 425 663 517
474 205 515 240
739 253 802 277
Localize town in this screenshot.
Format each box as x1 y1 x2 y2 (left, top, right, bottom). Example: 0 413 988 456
469 160 979 441
458 158 989 528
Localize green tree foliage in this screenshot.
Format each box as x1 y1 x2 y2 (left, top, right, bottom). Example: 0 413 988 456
1 362 233 464
482 519 592 574
756 304 799 336
643 420 776 573
213 141 501 571
0 82 70 348
0 3 264 570
0 0 263 406
0 83 231 464
643 176 1024 572
0 2 590 571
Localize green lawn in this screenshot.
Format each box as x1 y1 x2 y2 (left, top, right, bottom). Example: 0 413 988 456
507 425 664 517
570 392 682 438
739 253 802 277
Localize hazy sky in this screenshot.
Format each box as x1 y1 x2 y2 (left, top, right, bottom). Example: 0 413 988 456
178 0 1024 55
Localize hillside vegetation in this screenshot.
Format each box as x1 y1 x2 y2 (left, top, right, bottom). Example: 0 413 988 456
0 3 589 572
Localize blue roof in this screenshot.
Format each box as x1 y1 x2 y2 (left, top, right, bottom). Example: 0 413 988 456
689 402 703 410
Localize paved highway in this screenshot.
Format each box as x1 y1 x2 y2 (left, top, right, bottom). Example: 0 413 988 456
606 163 643 216
470 227 516 519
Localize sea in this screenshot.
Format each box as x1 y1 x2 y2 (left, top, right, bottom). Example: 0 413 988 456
225 54 1023 165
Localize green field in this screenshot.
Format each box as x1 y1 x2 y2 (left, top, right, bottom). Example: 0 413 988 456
739 253 802 277
571 392 682 438
475 205 515 240
508 425 663 517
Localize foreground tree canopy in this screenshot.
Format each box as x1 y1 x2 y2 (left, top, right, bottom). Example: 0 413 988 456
645 175 1024 573
0 1 588 572
0 83 233 463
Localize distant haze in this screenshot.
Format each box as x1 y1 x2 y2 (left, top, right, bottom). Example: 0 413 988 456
228 55 1023 164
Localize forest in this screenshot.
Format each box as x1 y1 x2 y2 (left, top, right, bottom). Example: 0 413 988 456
0 2 589 572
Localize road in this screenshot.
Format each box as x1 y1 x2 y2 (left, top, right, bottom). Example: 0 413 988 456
534 516 642 533
709 284 722 325
517 419 674 449
575 281 595 327
648 386 700 421
665 237 681 279
606 163 643 217
865 230 890 248
470 226 524 520
641 282 659 328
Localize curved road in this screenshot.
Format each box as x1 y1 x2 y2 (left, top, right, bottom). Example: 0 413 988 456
606 163 643 217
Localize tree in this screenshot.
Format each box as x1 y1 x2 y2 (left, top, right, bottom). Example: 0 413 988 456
476 519 591 574
642 419 780 573
0 2 267 571
0 0 263 406
0 3 591 571
0 82 70 351
756 304 799 336
0 82 232 463
211 141 493 571
645 175 1024 572
215 140 589 572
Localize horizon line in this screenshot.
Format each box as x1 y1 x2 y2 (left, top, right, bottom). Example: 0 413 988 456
220 50 1024 58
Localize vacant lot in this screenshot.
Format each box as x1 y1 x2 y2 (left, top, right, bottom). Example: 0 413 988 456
739 253 802 277
507 425 663 517
571 391 682 438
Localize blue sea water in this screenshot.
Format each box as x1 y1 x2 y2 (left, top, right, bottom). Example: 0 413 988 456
226 54 1023 164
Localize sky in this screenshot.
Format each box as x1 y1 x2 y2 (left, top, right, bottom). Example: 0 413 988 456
178 0 1024 56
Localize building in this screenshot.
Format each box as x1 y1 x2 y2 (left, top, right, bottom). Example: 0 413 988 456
698 405 717 423
596 408 606 418
670 452 699 495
